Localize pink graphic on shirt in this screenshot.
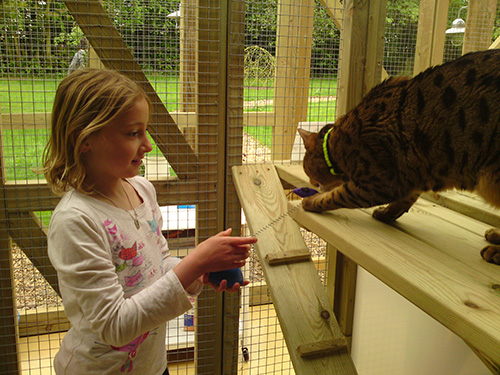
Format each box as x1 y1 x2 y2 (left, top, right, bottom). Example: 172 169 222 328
111 332 150 373
115 242 144 273
108 224 118 235
124 271 143 287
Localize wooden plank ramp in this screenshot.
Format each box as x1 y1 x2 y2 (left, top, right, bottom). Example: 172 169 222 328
274 164 500 372
232 164 358 375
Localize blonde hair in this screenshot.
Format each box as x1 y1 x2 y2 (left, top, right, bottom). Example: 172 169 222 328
42 68 150 194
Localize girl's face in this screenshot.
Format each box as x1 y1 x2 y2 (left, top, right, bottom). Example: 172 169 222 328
82 97 152 187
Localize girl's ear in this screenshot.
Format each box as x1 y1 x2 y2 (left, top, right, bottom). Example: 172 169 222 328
79 141 90 153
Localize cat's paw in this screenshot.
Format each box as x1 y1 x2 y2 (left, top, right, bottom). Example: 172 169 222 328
301 196 326 213
372 206 403 223
485 228 500 244
480 245 500 265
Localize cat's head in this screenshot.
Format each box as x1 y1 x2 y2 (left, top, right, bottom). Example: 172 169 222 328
299 127 345 192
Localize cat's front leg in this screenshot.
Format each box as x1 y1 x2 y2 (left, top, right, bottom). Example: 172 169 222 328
301 182 376 212
301 191 334 212
372 192 421 223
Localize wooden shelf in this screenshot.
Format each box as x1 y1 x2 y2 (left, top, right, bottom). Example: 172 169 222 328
274 164 500 372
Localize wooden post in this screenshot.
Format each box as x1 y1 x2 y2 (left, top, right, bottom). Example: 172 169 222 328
413 0 449 75
462 0 497 54
272 0 314 161
326 243 357 349
195 0 238 373
223 0 246 371
333 0 387 346
336 0 387 118
0 111 21 374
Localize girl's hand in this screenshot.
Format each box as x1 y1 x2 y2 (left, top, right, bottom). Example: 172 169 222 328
191 228 257 272
203 273 250 293
173 228 257 290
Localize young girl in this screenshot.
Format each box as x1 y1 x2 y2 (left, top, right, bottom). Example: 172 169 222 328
42 68 257 374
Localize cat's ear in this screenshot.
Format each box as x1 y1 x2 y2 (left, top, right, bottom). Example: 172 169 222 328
298 128 316 151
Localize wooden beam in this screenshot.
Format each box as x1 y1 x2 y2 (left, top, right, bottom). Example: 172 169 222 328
63 0 198 180
3 174 217 213
233 164 358 374
7 211 59 295
337 0 387 118
0 115 20 375
18 306 69 337
413 0 449 75
272 0 315 160
318 0 343 29
462 0 497 54
489 34 500 49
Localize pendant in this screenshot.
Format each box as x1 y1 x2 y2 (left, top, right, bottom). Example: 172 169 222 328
134 219 140 230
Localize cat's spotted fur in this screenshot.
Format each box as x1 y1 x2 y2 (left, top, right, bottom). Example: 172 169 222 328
299 49 500 265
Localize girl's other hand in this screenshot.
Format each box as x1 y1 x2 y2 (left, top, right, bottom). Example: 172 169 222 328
203 274 250 293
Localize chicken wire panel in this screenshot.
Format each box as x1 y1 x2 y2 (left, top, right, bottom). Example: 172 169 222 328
230 0 500 374
0 0 222 374
384 0 500 77
226 0 341 374
237 0 340 166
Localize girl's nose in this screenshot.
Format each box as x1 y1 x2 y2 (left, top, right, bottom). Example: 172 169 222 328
143 135 153 153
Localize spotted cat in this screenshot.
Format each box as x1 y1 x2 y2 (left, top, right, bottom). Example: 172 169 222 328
299 49 500 265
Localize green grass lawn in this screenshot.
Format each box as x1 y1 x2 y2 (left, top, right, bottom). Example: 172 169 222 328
0 75 183 113
1 75 337 181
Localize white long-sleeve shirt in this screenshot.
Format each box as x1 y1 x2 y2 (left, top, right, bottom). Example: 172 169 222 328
48 176 201 374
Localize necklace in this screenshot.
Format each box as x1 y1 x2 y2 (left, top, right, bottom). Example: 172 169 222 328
93 182 141 230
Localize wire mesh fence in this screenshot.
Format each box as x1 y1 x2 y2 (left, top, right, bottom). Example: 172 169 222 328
1 0 500 374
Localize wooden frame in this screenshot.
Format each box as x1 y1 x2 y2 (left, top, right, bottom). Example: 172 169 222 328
2 1 500 373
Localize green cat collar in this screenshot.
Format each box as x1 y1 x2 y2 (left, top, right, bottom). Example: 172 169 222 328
323 127 341 176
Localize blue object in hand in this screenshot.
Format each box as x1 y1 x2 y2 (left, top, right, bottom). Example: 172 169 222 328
209 268 244 288
293 187 319 198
